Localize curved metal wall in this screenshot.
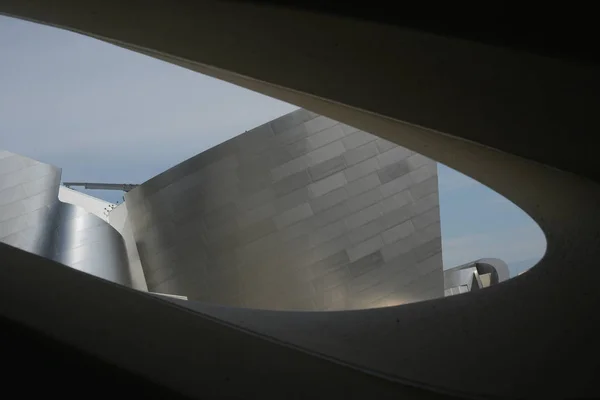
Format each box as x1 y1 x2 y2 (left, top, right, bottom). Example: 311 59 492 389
51 202 133 286
0 150 135 287
125 109 443 310
0 150 61 258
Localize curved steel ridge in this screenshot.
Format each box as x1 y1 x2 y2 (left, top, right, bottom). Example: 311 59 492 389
0 151 142 289
0 1 599 399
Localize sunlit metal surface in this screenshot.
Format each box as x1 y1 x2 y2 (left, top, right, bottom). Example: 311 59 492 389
107 202 148 291
51 202 133 285
58 186 115 221
0 150 61 258
0 151 137 287
444 258 510 296
125 109 443 310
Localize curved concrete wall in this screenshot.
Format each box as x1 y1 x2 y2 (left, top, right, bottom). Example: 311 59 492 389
1 3 600 399
0 150 138 288
125 109 443 310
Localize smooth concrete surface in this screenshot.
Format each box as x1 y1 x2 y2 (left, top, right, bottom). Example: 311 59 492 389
125 109 442 310
0 151 140 288
1 2 600 399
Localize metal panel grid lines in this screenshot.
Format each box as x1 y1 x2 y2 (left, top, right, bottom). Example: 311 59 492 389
124 109 443 310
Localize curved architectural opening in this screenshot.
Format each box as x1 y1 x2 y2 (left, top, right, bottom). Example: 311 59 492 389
438 164 546 278
1 3 599 400
1 14 547 310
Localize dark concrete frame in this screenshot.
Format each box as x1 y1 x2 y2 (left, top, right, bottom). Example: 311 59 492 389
1 2 599 399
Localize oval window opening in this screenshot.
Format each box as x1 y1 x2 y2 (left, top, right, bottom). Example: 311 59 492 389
0 15 546 311
439 164 546 297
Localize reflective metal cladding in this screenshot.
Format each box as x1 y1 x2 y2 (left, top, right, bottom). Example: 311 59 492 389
0 151 137 287
444 258 510 296
125 109 444 310
0 150 61 257
1 109 444 310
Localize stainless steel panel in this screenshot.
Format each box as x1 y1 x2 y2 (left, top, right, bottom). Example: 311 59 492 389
124 109 443 310
444 258 510 296
0 151 137 288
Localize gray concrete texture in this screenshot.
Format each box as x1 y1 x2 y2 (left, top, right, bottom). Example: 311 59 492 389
125 109 442 310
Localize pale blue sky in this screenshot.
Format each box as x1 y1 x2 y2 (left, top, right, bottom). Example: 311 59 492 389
0 15 545 275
